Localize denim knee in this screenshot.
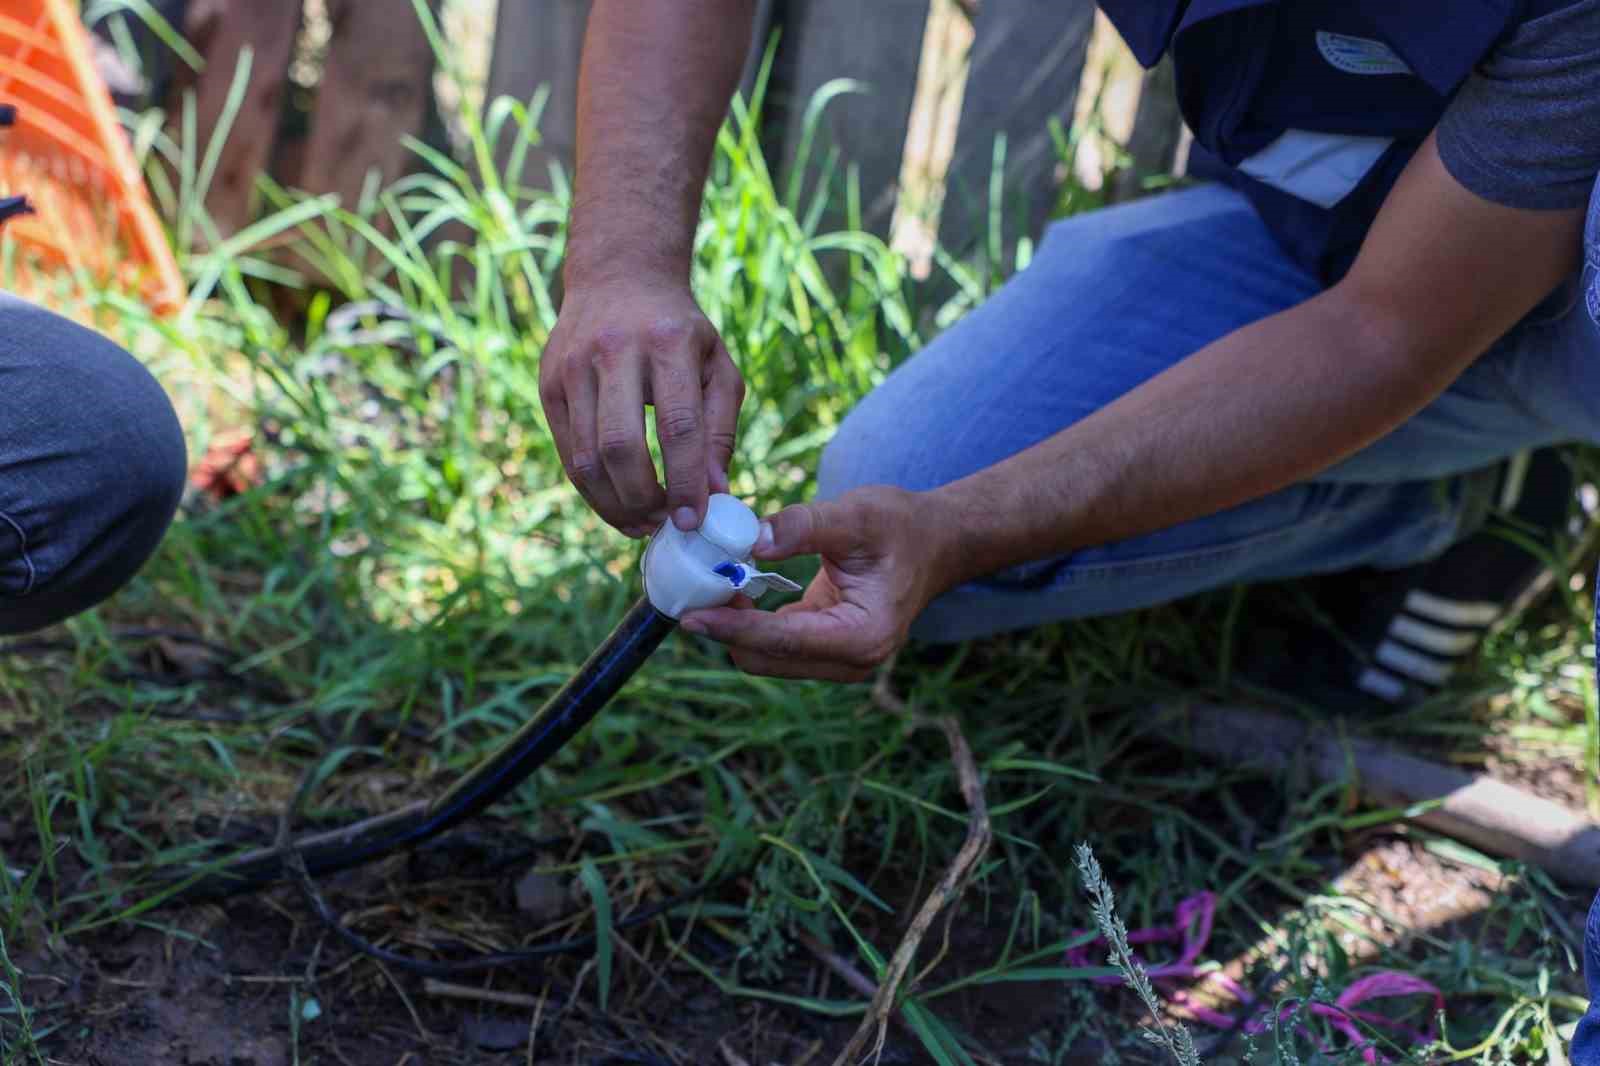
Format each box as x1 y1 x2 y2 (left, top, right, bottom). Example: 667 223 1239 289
816 364 969 500
0 309 187 635
817 395 913 501
1573 890 1600 1065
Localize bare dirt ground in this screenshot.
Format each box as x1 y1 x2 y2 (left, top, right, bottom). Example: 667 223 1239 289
13 873 1083 1065
8 739 1588 1066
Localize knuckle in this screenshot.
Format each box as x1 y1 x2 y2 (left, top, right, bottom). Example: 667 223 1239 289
561 358 588 391
644 315 695 351
791 502 823 543
656 406 702 444
538 375 564 407
567 450 602 485
589 327 630 369
597 431 639 464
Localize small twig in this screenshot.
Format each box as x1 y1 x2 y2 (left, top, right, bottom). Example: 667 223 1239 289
374 957 433 1042
797 931 881 1003
610 922 683 1005
798 930 931 1043
829 672 993 1066
792 1039 826 1066
526 981 548 1066
228 974 305 985
870 665 909 717
422 978 542 1009
719 1036 754 1066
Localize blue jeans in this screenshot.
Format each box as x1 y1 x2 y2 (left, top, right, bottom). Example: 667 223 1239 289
819 180 1600 642
0 294 186 635
1575 892 1600 1064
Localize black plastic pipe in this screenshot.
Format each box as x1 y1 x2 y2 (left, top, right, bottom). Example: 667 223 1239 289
167 597 675 902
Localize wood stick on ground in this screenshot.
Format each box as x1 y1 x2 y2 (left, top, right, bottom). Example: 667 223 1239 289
798 929 930 1045
829 675 993 1066
1162 702 1600 887
798 931 887 1004
719 1037 755 1066
422 978 543 1009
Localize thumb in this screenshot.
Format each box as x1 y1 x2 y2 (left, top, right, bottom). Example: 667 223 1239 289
751 499 865 563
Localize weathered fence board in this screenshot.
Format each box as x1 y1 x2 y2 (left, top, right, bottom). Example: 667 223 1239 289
484 0 776 190
739 0 780 106
176 0 300 238
296 0 438 213
766 0 929 233
937 0 1096 259
160 1 1187 270
484 0 590 188
1110 57 1184 202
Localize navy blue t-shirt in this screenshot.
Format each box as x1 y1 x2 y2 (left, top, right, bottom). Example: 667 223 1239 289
1101 0 1600 281
1436 0 1600 212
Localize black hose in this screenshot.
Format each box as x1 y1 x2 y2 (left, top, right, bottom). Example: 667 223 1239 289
164 596 676 902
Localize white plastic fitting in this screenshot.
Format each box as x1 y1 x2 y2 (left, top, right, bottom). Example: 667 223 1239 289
642 494 802 619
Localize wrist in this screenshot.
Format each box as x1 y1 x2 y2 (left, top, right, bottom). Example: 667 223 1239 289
918 482 997 593
924 462 1084 589
563 203 693 293
563 246 690 294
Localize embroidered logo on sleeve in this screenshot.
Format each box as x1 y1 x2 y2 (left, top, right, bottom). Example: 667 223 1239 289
1316 32 1414 76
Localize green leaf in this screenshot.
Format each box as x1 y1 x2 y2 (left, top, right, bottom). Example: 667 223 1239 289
578 859 613 1012
902 1001 977 1066
986 757 1100 783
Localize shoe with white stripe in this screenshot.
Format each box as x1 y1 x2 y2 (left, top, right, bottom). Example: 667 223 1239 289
1346 447 1574 709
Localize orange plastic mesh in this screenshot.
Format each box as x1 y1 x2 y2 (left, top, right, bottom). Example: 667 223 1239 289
0 0 183 313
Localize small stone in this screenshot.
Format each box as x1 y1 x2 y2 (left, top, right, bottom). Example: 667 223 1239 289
514 870 570 923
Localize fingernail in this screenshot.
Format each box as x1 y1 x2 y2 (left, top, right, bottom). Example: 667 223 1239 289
673 506 698 531
754 521 774 555
680 618 705 634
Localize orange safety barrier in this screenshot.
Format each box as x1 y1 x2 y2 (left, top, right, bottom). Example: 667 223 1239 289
0 0 183 312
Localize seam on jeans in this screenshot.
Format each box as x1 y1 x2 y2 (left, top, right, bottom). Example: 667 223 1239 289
0 510 37 597
1462 307 1572 434
1057 505 1355 583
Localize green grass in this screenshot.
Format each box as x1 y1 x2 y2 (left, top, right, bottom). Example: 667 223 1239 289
0 4 1596 1063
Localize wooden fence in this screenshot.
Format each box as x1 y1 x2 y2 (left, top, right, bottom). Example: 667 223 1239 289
130 0 1186 265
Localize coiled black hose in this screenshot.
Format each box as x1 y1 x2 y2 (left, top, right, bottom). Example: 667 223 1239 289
165 596 676 902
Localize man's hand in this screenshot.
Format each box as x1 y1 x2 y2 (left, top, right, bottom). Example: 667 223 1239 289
679 487 955 681
540 281 744 537
548 0 754 536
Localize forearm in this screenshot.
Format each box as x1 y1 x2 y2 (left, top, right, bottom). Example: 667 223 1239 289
929 289 1477 587
564 0 754 289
